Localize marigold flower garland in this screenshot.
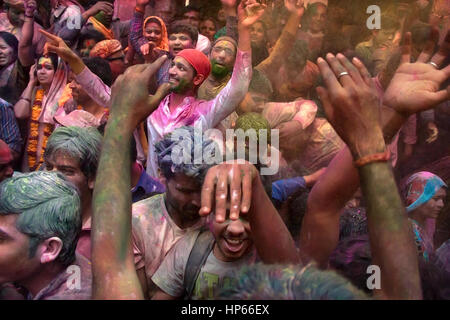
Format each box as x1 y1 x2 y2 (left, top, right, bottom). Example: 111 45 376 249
27 89 55 171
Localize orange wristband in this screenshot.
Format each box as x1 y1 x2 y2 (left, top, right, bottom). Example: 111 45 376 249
354 149 390 167
135 7 145 14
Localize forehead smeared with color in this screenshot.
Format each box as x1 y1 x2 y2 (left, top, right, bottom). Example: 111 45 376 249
38 57 52 66
214 40 236 51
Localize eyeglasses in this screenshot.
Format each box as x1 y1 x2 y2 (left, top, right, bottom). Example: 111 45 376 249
212 46 235 57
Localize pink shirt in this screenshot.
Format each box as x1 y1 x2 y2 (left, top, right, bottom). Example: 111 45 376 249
146 49 252 177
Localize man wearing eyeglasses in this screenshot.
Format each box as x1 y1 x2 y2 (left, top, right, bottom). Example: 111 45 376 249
197 36 238 132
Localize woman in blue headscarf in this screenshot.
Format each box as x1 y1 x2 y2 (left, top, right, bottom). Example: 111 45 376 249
404 172 447 260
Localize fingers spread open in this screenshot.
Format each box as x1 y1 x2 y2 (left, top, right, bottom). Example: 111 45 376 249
326 53 353 87
400 32 412 64
352 57 373 87
336 53 363 85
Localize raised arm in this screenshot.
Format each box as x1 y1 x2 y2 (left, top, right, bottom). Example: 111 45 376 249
18 0 37 67
299 29 450 268
92 57 170 299
129 0 151 55
255 0 305 75
204 0 266 128
313 52 421 299
40 29 111 107
200 161 300 264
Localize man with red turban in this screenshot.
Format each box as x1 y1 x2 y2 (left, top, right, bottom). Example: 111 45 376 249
145 1 266 177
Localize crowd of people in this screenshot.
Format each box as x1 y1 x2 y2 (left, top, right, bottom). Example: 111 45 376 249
0 0 449 300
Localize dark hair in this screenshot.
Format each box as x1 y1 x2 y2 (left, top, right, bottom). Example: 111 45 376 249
38 53 59 71
303 2 327 31
82 57 113 87
145 17 163 29
0 31 18 60
77 29 107 51
169 21 199 44
183 5 200 15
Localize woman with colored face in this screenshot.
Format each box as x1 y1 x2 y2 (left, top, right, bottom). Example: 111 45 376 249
130 5 169 63
14 52 68 171
36 56 56 86
404 172 448 261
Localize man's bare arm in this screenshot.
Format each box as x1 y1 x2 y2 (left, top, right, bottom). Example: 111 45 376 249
313 52 422 299
91 58 170 299
299 29 450 268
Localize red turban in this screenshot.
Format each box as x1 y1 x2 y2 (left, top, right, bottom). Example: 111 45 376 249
0 139 12 165
177 49 211 82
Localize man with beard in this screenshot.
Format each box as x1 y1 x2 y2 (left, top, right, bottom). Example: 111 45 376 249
197 36 238 131
145 0 264 177
197 36 237 102
131 126 218 299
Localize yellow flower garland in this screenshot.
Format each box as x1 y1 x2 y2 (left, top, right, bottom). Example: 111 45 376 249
27 89 55 171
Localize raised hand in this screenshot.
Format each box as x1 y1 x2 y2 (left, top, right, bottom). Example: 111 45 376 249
199 161 259 223
316 53 385 159
383 29 450 116
284 0 305 16
238 0 267 29
109 56 171 130
39 29 79 64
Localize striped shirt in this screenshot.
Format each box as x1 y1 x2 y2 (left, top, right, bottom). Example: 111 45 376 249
0 98 22 153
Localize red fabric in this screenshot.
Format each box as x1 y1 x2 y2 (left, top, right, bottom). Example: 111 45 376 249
0 140 12 164
177 49 211 81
